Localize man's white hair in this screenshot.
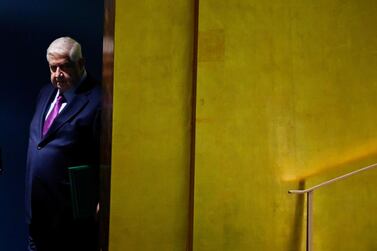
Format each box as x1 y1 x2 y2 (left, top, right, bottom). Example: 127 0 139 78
46 37 82 62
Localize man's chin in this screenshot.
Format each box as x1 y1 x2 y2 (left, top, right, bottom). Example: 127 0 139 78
55 82 71 92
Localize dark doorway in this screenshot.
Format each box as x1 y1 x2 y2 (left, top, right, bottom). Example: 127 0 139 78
0 1 104 250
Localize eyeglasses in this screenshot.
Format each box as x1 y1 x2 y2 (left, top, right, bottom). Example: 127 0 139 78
49 62 75 73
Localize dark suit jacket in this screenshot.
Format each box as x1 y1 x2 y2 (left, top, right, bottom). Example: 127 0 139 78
25 75 101 230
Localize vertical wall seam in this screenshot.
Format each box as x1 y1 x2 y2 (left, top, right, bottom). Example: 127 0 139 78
187 0 200 250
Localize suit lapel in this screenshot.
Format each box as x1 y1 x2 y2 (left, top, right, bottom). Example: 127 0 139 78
42 94 89 140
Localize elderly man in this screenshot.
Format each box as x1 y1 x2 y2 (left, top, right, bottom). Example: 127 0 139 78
25 37 101 251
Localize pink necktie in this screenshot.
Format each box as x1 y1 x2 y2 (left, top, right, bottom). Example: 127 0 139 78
43 95 64 136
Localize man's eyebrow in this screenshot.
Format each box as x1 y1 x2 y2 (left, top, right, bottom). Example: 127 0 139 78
49 62 71 66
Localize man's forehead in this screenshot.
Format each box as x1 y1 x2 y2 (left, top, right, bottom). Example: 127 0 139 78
48 55 70 64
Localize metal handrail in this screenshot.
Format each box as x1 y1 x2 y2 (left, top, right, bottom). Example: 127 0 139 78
289 162 377 194
288 162 377 251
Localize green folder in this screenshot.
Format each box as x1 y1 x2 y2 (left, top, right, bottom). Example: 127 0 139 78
68 165 97 219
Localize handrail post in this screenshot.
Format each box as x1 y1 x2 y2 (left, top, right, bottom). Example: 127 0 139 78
289 162 377 251
307 191 313 251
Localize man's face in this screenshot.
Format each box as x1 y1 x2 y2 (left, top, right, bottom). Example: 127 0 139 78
48 54 83 93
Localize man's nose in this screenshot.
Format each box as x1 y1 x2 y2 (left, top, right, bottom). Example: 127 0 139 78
55 67 61 75
55 69 63 78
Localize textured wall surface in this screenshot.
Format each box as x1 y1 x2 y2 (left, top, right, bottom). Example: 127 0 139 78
109 0 195 250
110 0 377 250
194 1 377 250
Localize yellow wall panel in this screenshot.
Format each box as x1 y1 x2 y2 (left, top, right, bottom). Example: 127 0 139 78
109 0 377 250
109 0 194 250
194 0 377 250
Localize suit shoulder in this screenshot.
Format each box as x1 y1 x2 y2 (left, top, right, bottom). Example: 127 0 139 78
84 79 102 108
77 74 102 96
88 80 102 100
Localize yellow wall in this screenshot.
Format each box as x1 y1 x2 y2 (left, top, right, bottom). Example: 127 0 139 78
109 0 194 250
110 0 377 250
194 1 377 250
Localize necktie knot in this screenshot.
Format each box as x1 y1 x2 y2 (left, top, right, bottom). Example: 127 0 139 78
57 94 64 103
